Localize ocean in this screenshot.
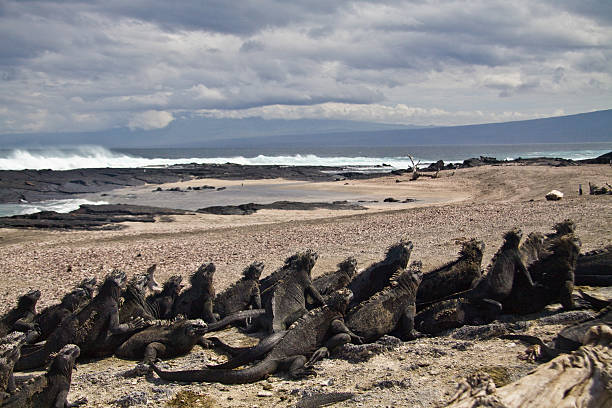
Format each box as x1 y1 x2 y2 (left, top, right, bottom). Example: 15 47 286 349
0 142 610 217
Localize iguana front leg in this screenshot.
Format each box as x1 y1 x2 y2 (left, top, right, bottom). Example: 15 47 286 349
330 318 363 345
202 298 218 323
399 305 422 340
109 305 148 335
53 389 87 408
143 342 167 364
305 285 325 307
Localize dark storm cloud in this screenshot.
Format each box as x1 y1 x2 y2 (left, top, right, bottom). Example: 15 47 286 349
0 0 610 133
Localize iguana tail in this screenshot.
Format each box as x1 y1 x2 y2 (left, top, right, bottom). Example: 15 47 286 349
207 330 287 369
206 309 265 332
152 356 278 384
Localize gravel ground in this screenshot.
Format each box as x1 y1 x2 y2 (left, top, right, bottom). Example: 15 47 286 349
0 164 611 407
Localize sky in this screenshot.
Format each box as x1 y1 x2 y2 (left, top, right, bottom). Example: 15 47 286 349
0 0 611 136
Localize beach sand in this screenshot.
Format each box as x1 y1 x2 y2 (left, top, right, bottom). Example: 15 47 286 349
1 163 611 407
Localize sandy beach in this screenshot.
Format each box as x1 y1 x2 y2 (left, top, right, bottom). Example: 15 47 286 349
1 163 611 407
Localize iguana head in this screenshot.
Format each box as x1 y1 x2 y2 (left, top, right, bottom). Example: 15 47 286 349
385 239 413 269
546 235 581 262
326 288 353 314
338 257 357 277
99 269 127 300
129 265 162 294
191 263 216 286
502 228 522 248
77 276 97 298
180 319 209 338
162 275 183 296
552 219 576 236
48 344 80 378
17 289 41 310
288 250 318 274
460 239 485 259
61 288 89 311
243 261 264 280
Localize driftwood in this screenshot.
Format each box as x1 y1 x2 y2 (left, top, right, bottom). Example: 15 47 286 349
445 325 612 408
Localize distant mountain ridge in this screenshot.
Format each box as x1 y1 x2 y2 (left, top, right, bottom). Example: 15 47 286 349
0 109 610 148
201 109 612 148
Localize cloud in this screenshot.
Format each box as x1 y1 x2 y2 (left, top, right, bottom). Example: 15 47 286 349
128 110 174 130
0 0 610 135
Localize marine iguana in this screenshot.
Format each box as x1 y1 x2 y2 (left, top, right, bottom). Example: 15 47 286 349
503 306 612 360
15 270 147 370
259 253 303 297
0 290 41 338
118 265 161 324
307 257 357 309
416 239 484 308
21 278 97 343
213 261 263 318
346 262 422 342
2 344 85 408
467 228 532 304
171 262 218 323
146 275 183 320
1 333 26 403
262 250 325 333
348 239 413 309
575 245 612 286
151 289 360 384
115 319 208 364
503 234 581 314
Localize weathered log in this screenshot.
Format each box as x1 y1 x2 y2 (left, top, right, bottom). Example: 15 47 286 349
445 325 612 408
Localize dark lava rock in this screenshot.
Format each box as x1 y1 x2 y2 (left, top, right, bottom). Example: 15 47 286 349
198 201 365 215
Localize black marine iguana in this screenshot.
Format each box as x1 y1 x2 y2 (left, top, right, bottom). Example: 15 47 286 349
171 262 217 323
118 265 161 324
415 297 502 336
346 262 422 342
0 290 41 338
20 278 97 344
116 319 208 364
1 333 26 403
213 261 263 318
503 234 581 314
467 228 532 304
348 239 413 309
416 239 484 308
15 270 147 370
3 344 85 408
146 275 183 320
152 289 361 384
262 250 325 333
307 257 357 308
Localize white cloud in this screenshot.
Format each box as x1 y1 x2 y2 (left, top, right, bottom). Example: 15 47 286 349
128 110 174 130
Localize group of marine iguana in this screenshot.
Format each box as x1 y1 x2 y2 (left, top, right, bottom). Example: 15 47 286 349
0 219 610 406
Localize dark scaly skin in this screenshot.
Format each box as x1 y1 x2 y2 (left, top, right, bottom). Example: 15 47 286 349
0 290 41 338
263 251 324 333
259 253 304 298
503 234 581 314
348 240 413 309
172 263 217 323
152 289 360 384
346 263 422 342
116 319 208 364
3 344 84 408
15 270 146 370
146 275 183 320
118 265 161 324
206 331 287 370
416 239 484 308
467 229 531 303
214 261 263 318
518 232 545 268
307 257 357 309
1 333 26 403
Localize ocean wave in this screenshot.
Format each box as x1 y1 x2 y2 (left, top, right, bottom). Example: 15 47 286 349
0 146 431 170
0 199 109 217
